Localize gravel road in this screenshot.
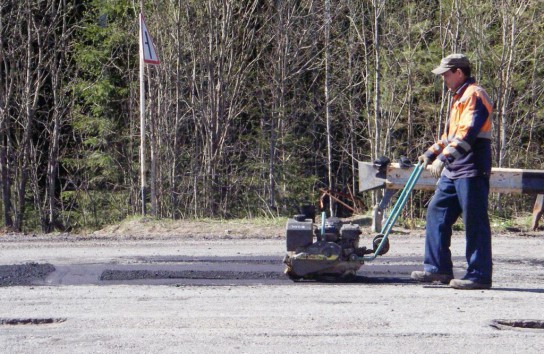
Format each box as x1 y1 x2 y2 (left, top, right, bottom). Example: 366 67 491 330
1 228 543 353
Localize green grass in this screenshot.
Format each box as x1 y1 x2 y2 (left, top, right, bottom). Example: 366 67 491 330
490 213 533 232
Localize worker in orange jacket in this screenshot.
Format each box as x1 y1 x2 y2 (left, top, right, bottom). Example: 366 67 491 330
411 53 493 290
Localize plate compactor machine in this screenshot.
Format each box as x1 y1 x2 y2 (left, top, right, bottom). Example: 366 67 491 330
283 163 423 281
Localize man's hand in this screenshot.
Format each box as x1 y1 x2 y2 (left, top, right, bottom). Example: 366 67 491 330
418 155 431 168
430 159 445 178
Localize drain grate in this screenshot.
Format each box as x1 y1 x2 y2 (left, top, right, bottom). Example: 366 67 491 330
0 318 66 326
490 319 544 330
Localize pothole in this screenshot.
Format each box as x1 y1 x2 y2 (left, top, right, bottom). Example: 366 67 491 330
0 318 66 326
490 319 544 330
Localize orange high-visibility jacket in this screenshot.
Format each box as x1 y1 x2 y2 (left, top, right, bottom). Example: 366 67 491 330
424 78 493 179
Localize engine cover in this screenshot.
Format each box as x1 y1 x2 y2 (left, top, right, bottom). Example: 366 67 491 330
285 217 314 252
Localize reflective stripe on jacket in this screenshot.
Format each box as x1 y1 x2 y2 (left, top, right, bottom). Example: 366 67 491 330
425 78 493 179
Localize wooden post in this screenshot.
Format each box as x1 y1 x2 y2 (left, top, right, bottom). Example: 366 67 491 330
532 194 544 230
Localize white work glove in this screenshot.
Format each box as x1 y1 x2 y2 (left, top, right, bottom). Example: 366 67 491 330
430 159 445 178
418 155 431 168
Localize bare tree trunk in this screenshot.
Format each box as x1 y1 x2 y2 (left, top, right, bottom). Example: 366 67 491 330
406 6 413 156
347 2 357 197
269 113 276 209
372 0 383 160
437 1 447 139
170 1 183 219
15 2 46 231
370 0 384 207
496 3 526 214
269 0 285 212
499 9 518 168
45 0 69 232
452 0 460 52
524 42 539 165
0 127 11 228
46 80 62 232
0 3 13 228
324 0 334 216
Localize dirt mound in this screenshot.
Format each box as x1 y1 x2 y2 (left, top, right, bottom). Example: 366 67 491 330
93 217 286 240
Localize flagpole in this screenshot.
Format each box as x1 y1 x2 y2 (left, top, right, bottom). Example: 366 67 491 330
139 11 146 216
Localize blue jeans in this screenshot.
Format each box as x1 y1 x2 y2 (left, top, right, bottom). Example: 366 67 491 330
424 175 492 284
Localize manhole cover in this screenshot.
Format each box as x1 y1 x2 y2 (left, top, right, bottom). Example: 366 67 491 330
490 319 544 330
0 318 66 325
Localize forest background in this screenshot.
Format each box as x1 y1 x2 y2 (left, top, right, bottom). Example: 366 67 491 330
0 0 543 233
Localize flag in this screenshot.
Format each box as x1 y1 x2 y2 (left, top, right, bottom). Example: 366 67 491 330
140 13 160 65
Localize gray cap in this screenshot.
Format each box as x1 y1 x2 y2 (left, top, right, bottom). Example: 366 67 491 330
431 53 471 75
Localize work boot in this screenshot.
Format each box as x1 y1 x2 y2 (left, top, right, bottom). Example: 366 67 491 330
449 279 492 290
411 271 452 284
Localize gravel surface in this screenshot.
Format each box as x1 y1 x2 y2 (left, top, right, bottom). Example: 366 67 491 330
0 221 543 353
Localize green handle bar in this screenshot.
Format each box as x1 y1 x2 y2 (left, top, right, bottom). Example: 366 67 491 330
362 162 424 261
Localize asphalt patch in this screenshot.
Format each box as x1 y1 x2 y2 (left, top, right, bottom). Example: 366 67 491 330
100 269 285 281
490 319 544 330
131 256 282 264
0 263 55 286
0 318 66 325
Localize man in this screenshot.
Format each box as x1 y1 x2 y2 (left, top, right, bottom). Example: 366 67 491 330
411 53 493 290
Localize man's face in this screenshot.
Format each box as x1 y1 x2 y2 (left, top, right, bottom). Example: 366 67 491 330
441 68 465 92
